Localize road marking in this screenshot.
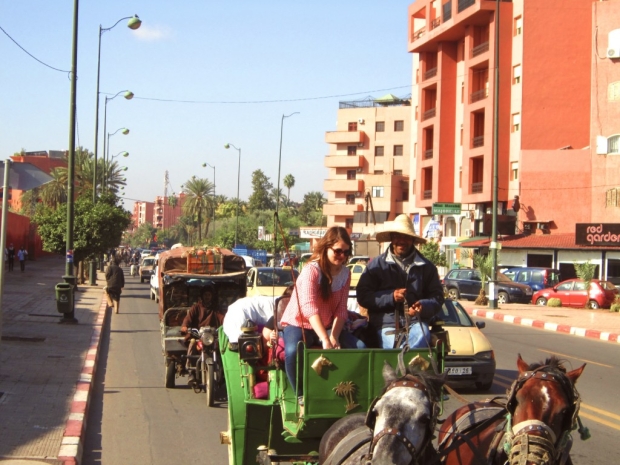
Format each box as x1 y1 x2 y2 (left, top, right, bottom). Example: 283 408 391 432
537 349 613 368
579 411 620 431
580 403 620 422
495 373 515 383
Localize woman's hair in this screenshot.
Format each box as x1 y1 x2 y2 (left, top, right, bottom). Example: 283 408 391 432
311 226 352 300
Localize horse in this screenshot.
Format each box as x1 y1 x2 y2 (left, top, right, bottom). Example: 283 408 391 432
437 354 586 465
319 360 445 465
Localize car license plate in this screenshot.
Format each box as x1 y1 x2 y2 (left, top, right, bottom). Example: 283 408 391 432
446 367 472 375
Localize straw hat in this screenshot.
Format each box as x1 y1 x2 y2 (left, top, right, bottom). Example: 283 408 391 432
376 214 427 244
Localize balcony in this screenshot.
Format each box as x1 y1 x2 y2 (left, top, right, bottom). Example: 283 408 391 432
323 202 364 217
324 155 364 169
323 178 364 193
472 135 484 148
470 89 488 103
422 108 436 121
430 18 441 31
471 41 489 58
471 182 483 194
424 149 434 160
424 67 438 81
412 26 426 41
325 130 365 144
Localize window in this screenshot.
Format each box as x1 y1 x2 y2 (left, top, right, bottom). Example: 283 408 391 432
461 82 464 103
345 218 354 229
460 126 463 146
394 145 404 156
372 186 384 198
394 120 404 132
459 167 462 188
412 179 416 193
347 170 356 180
414 142 417 158
415 106 418 121
511 161 519 180
374 170 384 175
402 189 409 201
514 16 522 36
346 194 355 204
348 122 358 132
609 82 620 101
512 113 521 132
375 146 384 157
609 135 620 154
347 146 357 155
394 169 403 175
376 121 385 132
513 64 521 84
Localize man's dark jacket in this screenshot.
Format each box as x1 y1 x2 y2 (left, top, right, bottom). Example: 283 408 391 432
356 248 444 329
105 263 125 292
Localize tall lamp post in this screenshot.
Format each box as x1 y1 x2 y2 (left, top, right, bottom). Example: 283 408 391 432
92 15 141 203
224 143 241 247
104 127 129 189
274 112 299 258
107 151 129 193
202 162 216 238
101 91 133 191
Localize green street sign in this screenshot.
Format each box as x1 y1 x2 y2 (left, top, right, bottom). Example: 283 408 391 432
432 202 462 215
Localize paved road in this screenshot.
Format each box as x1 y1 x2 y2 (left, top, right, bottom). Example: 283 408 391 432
81 272 229 465
443 317 620 465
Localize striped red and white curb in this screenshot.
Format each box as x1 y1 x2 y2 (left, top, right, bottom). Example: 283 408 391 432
467 309 620 344
58 294 109 465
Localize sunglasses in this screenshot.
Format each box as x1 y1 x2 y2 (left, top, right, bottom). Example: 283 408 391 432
330 247 351 257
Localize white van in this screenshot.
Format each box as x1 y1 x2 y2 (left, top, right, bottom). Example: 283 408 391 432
240 255 255 269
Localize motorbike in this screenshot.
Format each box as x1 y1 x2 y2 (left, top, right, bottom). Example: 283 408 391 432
187 326 224 407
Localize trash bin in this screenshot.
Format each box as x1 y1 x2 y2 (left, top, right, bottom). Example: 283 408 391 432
55 283 73 313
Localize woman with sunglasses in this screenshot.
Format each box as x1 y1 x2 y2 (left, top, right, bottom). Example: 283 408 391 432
280 226 366 399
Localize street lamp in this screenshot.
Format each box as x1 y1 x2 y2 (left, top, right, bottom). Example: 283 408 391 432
92 15 141 203
101 91 132 190
202 162 216 238
104 126 130 192
224 143 241 247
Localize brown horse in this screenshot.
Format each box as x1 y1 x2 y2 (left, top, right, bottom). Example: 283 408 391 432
437 354 586 465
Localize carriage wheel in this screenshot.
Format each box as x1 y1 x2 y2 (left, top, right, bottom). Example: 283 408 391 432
165 359 175 388
205 362 215 407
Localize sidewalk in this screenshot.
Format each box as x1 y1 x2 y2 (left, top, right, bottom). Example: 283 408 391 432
459 300 620 344
0 256 107 465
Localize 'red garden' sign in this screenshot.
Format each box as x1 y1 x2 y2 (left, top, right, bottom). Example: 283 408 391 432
576 223 620 246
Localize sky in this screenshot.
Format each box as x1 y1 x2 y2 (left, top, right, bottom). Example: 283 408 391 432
0 1 415 210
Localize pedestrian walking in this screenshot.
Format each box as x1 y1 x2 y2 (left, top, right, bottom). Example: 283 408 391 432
17 246 28 272
7 243 15 272
104 258 125 314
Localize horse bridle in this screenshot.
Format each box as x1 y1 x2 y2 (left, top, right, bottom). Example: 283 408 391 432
364 375 438 465
504 367 581 465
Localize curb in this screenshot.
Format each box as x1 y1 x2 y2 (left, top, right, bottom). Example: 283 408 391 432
58 294 109 465
467 308 620 344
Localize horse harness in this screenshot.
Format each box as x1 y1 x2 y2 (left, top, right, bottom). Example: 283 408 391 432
363 374 439 465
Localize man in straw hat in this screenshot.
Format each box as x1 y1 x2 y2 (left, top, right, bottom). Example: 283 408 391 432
357 214 444 349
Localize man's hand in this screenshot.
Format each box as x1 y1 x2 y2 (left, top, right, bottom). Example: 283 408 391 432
407 301 422 317
393 288 406 302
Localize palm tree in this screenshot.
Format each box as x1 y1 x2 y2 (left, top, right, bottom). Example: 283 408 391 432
270 187 287 209
39 167 67 208
283 174 295 202
182 176 214 243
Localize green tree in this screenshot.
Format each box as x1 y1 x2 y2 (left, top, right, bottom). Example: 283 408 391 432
248 170 274 212
574 261 598 308
283 174 295 202
298 191 326 225
419 240 447 267
127 222 157 248
182 176 214 243
34 193 131 264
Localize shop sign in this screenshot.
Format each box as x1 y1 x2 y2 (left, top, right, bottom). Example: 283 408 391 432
300 227 328 239
432 203 462 215
576 223 620 246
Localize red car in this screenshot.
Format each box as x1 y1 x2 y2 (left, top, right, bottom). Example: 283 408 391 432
532 279 619 309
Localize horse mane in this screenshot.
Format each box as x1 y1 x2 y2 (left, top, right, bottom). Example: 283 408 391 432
385 367 445 403
526 355 568 374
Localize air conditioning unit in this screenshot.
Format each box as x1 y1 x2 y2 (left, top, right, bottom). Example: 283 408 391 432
356 167 363 173
465 229 474 238
358 142 364 147
608 47 620 58
358 118 365 124
355 191 362 198
538 222 549 231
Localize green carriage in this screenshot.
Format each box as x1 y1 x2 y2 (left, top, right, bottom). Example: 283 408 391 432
219 327 447 465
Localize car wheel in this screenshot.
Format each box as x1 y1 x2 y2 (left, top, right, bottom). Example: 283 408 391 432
165 360 175 388
535 297 548 306
447 288 460 300
497 291 509 305
588 300 600 310
475 380 493 391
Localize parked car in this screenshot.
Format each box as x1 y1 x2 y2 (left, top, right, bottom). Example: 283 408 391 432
346 263 366 289
349 255 370 265
150 264 159 302
139 256 157 283
532 278 619 309
440 299 496 391
502 267 561 292
442 268 533 304
246 267 299 297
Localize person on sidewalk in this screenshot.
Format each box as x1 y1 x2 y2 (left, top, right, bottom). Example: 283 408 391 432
17 246 28 272
105 258 125 314
357 214 444 349
7 243 15 272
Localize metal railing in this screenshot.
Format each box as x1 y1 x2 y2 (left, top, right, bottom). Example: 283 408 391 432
470 88 488 103
430 18 441 30
472 135 484 148
472 42 489 58
422 108 436 121
412 26 426 41
424 67 438 80
424 149 434 159
423 190 433 199
471 182 483 194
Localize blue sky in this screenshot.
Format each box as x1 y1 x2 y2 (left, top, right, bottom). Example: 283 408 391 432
0 1 414 209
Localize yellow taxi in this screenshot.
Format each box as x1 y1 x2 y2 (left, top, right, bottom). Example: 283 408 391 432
246 267 300 297
346 263 366 289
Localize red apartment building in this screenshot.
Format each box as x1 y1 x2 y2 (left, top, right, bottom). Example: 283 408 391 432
407 0 620 282
8 151 66 211
131 194 185 233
